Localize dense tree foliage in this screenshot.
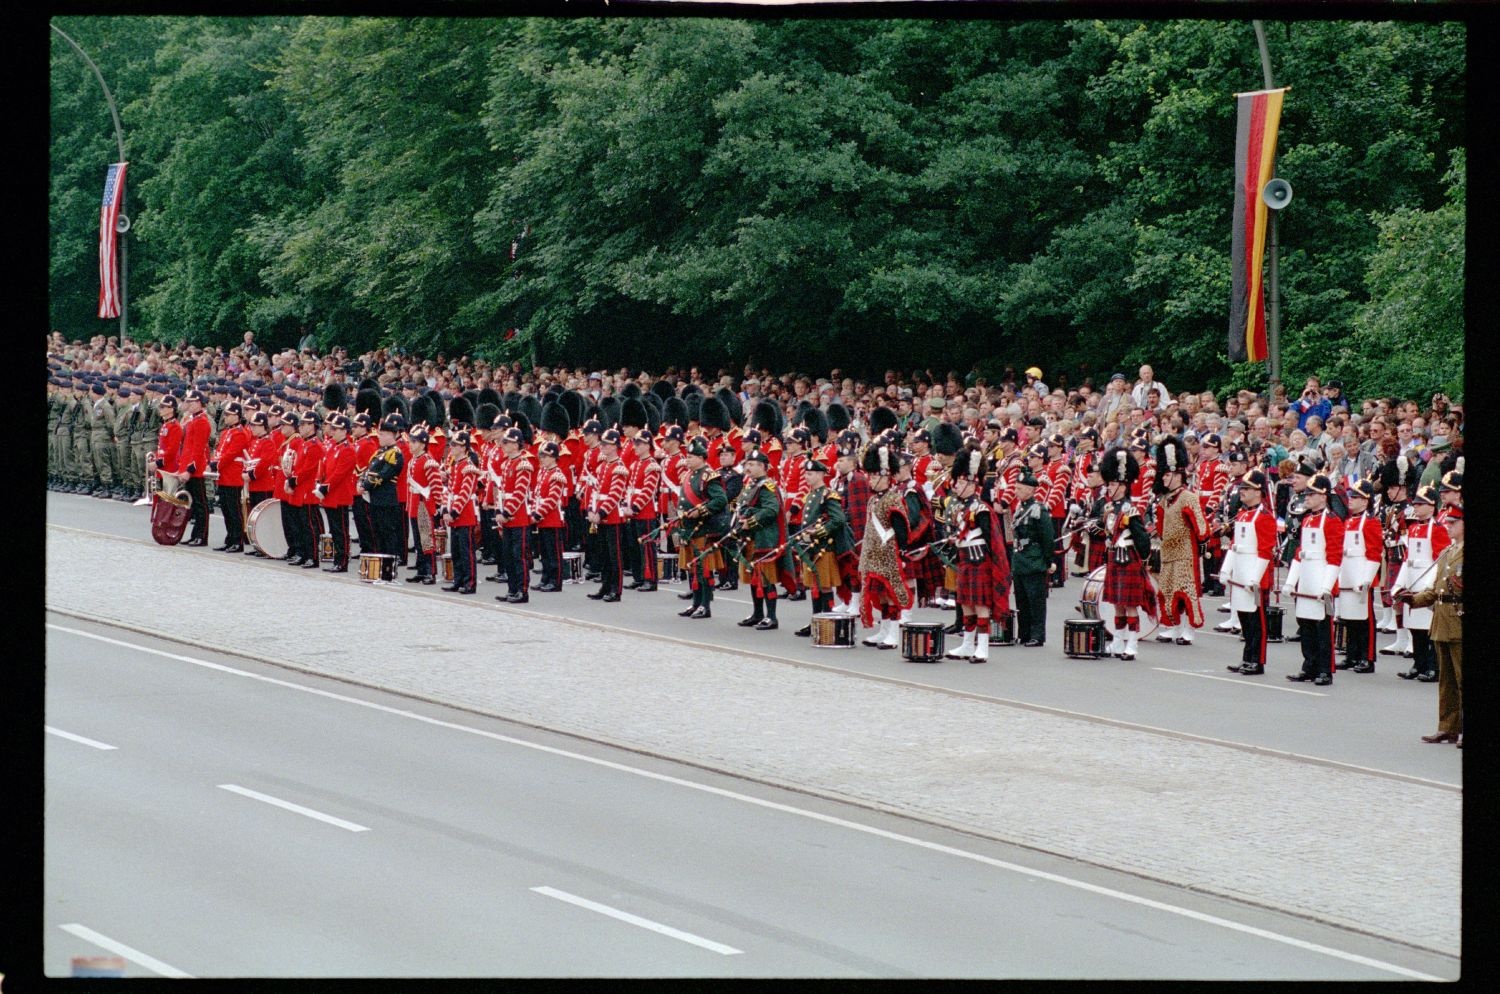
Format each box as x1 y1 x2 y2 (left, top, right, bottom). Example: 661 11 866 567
50 16 1464 398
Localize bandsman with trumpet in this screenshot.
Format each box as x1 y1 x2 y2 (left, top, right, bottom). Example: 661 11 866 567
403 424 442 585
317 413 357 573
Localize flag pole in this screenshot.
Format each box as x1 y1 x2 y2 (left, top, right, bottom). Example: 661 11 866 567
51 22 128 342
1252 20 1281 398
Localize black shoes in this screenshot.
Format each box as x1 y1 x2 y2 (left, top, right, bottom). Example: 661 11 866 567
677 591 695 600
536 583 560 592
679 606 698 617
737 616 763 627
1349 661 1375 674
943 621 964 635
755 618 778 631
1285 672 1313 682
324 565 348 573
795 625 812 638
405 573 428 583
506 593 530 604
637 583 657 592
288 556 308 566
1417 671 1439 683
222 544 244 554
715 579 737 591
1022 640 1043 648
601 593 620 602
213 543 232 552
786 590 807 602
1155 634 1176 643
1238 663 1265 675
587 591 606 600
688 606 711 619
1312 674 1332 686
301 561 320 569
1397 668 1420 680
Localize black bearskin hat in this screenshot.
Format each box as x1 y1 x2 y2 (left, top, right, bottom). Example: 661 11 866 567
560 389 587 429
715 386 742 427
826 401 851 432
448 394 475 429
512 411 535 446
462 389 480 414
699 396 731 431
948 444 987 483
478 387 503 412
409 394 435 429
621 396 649 430
380 394 409 423
355 388 383 422
862 443 895 476
322 383 346 413
664 395 689 428
751 399 781 437
1153 435 1189 494
868 406 898 435
424 389 447 429
584 403 602 424
502 390 521 414
650 379 676 403
474 403 502 432
358 377 381 394
540 400 571 438
802 406 829 444
684 392 702 423
642 395 663 434
519 394 542 429
599 395 623 430
1099 446 1139 485
620 382 642 400
931 421 964 457
680 383 702 399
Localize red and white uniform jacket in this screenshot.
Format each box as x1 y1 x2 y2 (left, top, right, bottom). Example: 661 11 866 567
264 430 293 496
594 457 630 526
1286 510 1345 621
658 449 687 519
992 450 1024 512
780 451 810 524
579 442 604 516
531 463 568 529
278 434 302 503
353 432 379 478
394 438 412 506
499 452 536 528
1227 502 1279 613
405 451 442 519
1335 510 1385 619
1044 458 1071 519
180 410 212 478
1194 457 1230 518
480 441 506 510
1392 518 1450 630
705 430 743 470
155 417 184 475
1130 459 1156 516
626 455 661 521
245 432 279 495
319 438 357 508
212 423 253 489
1069 451 1095 505
290 436 324 507
425 426 447 465
761 435 783 474
442 456 481 529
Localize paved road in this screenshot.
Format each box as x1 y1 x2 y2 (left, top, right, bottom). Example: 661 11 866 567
44 619 1457 979
45 492 1460 786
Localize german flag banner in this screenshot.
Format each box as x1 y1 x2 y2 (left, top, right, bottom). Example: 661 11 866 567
1228 87 1288 363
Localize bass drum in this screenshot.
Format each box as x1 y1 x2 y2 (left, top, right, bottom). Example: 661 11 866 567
247 498 290 559
1079 565 1160 640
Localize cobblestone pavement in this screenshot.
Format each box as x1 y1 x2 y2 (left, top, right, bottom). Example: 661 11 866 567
46 524 1460 955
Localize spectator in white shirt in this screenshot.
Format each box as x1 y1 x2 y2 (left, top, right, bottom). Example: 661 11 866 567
1131 365 1170 410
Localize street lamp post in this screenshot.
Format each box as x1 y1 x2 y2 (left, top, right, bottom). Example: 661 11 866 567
51 22 129 342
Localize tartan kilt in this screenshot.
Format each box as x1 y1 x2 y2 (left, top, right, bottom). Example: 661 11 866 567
682 537 724 575
740 544 780 588
1103 556 1154 611
956 559 1006 611
908 550 947 595
801 549 842 592
1087 537 1108 571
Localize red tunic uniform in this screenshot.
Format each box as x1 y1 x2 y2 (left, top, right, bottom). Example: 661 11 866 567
291 436 323 506
531 464 568 529
180 411 212 477
320 438 357 507
245 432 279 495
779 452 809 526
499 452 536 529
155 418 184 475
406 451 442 519
595 457 630 525
626 455 661 521
213 424 253 489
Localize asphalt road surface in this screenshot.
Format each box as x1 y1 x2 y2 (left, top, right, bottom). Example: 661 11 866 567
46 492 1460 787
44 617 1457 979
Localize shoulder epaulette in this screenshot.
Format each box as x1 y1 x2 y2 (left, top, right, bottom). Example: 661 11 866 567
826 490 842 501
763 480 778 492
704 470 720 481
383 448 399 464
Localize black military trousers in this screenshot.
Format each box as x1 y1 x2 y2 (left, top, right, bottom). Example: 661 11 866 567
352 498 373 552
1342 589 1377 665
325 505 350 568
449 523 476 590
502 525 530 597
186 476 209 542
1050 516 1067 587
480 509 502 567
538 526 564 588
565 497 584 552
305 504 325 563
1014 572 1049 644
628 518 659 584
1297 616 1334 677
281 499 305 558
596 522 624 596
372 504 405 560
1239 601 1269 666
218 484 245 546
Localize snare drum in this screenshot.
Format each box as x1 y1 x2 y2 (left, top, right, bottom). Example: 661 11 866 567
247 498 289 559
319 533 334 561
563 551 584 584
1078 564 1160 641
900 622 946 662
432 529 448 556
1265 604 1284 642
1064 618 1107 658
359 553 396 583
811 612 855 649
989 612 1017 646
439 553 454 582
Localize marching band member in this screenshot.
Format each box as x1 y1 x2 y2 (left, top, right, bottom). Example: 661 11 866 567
361 413 407 564
497 425 536 604
316 413 357 573
1010 470 1055 647
577 418 604 581
1377 456 1416 654
1098 446 1154 660
1067 428 1099 575
179 390 213 546
1043 433 1072 587
834 441 870 617
859 443 916 650
1225 470 1279 676
1153 435 1209 645
625 429 662 592
1335 479 1384 672
792 458 855 637
287 411 324 568
1284 473 1344 685
676 438 729 620
1402 504 1464 746
1392 484 1449 682
1193 433 1230 597
350 395 382 554
943 446 1012 662
531 440 569 591
1128 433 1155 518
658 424 687 565
211 401 252 553
242 411 277 537
586 428 630 603
437 426 479 594
733 449 793 631
403 424 441 585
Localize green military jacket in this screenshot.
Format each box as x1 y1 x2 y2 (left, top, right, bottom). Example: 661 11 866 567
678 467 728 541
799 485 854 556
48 392 63 433
86 395 113 436
112 395 136 441
734 475 783 551
1011 496 1056 576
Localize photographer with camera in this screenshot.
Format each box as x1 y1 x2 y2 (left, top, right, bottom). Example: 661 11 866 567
1290 376 1332 432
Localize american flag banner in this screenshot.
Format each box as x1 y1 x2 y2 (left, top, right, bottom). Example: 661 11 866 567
98 161 127 318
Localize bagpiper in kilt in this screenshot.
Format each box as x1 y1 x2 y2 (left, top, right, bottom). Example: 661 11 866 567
675 438 728 620
944 445 1013 662
791 459 856 637
1098 446 1155 660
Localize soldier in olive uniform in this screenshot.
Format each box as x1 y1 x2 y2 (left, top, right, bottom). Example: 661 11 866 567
1404 505 1464 747
47 379 65 488
792 459 855 637
85 381 114 496
1011 471 1056 647
69 380 95 493
734 450 795 631
135 383 163 501
112 381 138 500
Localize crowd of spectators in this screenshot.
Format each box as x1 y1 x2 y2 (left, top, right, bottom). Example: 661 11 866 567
48 330 1463 486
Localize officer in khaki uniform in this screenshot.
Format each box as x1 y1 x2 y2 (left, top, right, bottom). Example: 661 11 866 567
136 382 162 499
111 380 137 500
47 379 65 487
65 379 90 492
82 381 112 495
1403 505 1464 747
